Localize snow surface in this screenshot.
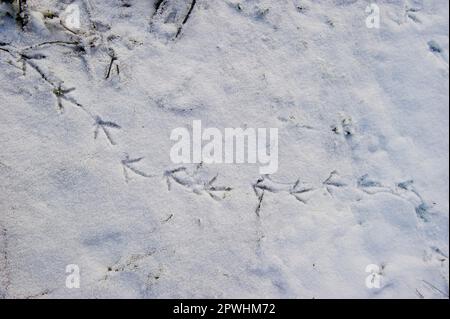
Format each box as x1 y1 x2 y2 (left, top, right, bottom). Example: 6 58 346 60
0 0 448 298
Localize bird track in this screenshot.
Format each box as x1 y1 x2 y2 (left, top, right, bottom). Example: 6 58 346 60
164 164 232 200
252 170 435 224
150 0 197 40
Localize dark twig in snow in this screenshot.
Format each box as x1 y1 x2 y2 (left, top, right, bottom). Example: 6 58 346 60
16 0 29 30
153 0 166 17
105 49 118 79
175 0 197 38
22 40 81 51
162 214 174 223
151 0 197 40
255 191 265 217
59 20 78 34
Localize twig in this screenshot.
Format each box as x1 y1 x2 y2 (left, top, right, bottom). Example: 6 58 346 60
255 191 264 217
105 52 118 79
22 41 81 51
175 0 197 38
60 20 78 34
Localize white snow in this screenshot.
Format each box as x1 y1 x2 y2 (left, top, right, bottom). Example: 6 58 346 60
0 0 448 298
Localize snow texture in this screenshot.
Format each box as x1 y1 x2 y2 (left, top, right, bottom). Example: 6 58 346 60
0 0 448 298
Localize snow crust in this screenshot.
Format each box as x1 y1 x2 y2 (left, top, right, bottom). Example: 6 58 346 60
0 0 448 298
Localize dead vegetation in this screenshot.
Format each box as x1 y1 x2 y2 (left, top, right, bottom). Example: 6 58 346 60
0 0 29 29
150 0 197 40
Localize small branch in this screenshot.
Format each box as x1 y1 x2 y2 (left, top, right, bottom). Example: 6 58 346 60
105 51 118 79
60 20 78 35
17 0 29 30
153 0 166 17
22 41 81 51
175 0 197 38
255 191 264 217
162 214 174 223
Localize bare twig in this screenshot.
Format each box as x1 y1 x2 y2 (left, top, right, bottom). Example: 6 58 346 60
175 0 197 38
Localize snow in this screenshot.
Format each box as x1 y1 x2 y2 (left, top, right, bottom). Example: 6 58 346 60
0 0 448 298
